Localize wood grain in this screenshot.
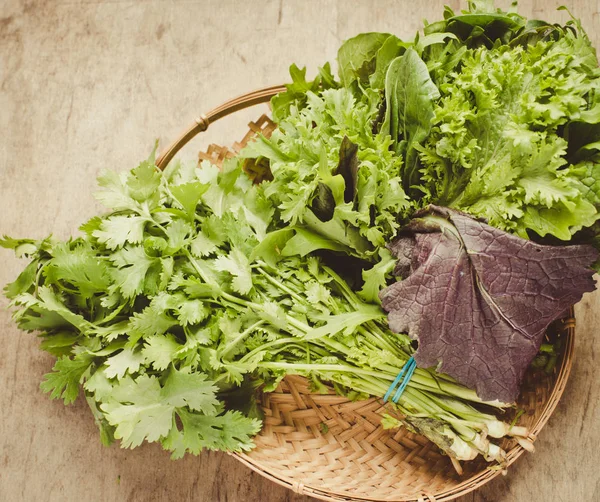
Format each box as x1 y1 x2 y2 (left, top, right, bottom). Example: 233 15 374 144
1 1 599 501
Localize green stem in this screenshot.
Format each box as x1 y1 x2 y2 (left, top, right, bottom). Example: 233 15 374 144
220 320 264 358
255 265 308 306
94 303 126 326
258 361 394 380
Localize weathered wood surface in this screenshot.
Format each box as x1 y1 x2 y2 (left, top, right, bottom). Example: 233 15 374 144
1 1 599 501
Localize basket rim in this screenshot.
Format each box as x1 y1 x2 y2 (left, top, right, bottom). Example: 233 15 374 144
157 86 577 502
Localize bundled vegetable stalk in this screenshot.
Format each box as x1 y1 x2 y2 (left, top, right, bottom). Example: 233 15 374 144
2 0 600 469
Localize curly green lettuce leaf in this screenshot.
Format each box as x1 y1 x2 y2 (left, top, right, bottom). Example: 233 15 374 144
271 63 338 122
241 87 409 259
418 32 600 241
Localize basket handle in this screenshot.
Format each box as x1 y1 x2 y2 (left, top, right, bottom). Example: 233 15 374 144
155 84 286 170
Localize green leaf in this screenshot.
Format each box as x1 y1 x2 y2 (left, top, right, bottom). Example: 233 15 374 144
95 170 138 212
370 35 407 89
189 231 219 257
214 248 253 295
415 32 458 53
100 374 174 448
45 242 111 298
0 236 42 258
93 216 147 250
142 334 182 371
163 409 261 458
521 200 598 240
110 246 156 298
127 151 161 203
177 299 210 326
250 229 294 267
161 369 220 414
164 219 193 253
382 48 440 190
39 331 81 357
302 210 372 256
22 286 93 332
129 302 178 340
281 227 349 257
260 301 288 330
84 367 114 400
174 276 219 299
337 32 392 87
357 248 396 304
270 63 338 122
170 181 209 221
100 369 223 450
104 347 146 379
85 394 116 446
305 305 385 341
4 259 39 299
242 188 274 241
40 354 93 405
79 216 103 237
305 281 331 306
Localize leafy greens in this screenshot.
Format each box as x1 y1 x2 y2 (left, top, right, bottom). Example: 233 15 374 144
3 0 600 467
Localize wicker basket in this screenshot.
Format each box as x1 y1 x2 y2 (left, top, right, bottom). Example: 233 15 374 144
155 87 576 502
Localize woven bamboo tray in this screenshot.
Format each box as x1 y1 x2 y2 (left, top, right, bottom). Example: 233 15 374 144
155 87 576 502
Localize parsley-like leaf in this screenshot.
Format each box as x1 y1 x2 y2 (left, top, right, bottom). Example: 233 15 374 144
214 248 253 295
40 354 93 404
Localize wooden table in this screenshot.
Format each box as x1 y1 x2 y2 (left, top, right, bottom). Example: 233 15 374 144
1 1 598 500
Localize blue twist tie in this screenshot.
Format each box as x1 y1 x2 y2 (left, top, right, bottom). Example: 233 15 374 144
383 356 416 404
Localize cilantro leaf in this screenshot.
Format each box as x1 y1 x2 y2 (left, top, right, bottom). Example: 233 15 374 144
164 219 193 253
170 181 209 221
126 150 161 204
214 248 253 295
45 242 111 298
4 259 39 299
0 236 42 258
95 170 139 212
161 369 220 414
100 369 223 450
11 287 92 332
176 299 210 326
189 231 219 257
39 331 81 357
110 246 156 298
163 409 261 459
100 374 174 448
40 354 93 404
104 347 146 379
142 334 181 371
93 216 147 250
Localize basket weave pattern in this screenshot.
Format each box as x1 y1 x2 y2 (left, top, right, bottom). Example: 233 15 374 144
190 110 575 502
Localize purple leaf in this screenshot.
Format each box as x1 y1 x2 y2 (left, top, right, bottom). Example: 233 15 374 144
380 206 597 402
